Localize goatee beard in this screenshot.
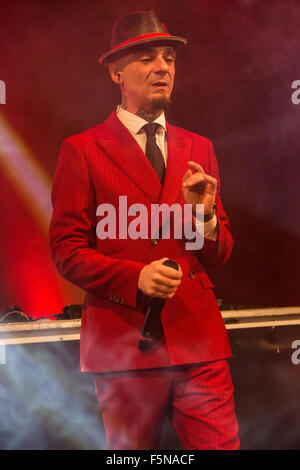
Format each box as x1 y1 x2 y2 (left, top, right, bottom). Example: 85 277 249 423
136 96 172 122
151 95 172 112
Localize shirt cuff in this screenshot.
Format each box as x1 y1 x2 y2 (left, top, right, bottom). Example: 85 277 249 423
193 215 218 241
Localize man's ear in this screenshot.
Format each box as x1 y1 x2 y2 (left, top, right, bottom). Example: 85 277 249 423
108 62 122 85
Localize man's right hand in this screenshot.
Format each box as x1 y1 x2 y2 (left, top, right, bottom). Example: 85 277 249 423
138 258 182 299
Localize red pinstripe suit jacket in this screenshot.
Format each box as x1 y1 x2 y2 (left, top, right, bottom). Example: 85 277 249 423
49 111 233 373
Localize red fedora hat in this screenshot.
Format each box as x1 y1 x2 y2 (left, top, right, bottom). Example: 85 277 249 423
98 10 187 65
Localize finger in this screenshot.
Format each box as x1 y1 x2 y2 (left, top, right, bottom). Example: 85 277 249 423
185 172 217 190
188 161 205 174
204 174 218 186
147 280 178 297
155 258 182 278
182 169 193 184
151 284 178 297
187 162 218 191
158 264 183 280
154 283 178 294
183 172 207 189
153 276 182 289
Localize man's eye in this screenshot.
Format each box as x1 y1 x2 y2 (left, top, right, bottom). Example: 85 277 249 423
140 57 152 62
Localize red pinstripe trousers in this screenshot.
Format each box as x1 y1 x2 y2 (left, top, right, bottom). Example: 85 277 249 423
93 359 239 450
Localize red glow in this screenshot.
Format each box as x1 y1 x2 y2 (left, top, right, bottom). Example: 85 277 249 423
0 173 82 318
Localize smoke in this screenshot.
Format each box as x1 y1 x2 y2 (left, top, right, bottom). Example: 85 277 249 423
0 341 105 449
229 326 300 450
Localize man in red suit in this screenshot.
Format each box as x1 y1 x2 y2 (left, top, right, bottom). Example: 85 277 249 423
49 10 239 449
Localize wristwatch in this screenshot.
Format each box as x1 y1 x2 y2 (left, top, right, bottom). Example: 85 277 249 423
204 203 217 223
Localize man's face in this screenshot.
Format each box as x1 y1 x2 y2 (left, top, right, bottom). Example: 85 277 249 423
111 46 176 113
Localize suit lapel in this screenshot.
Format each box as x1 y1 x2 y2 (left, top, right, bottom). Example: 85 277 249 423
95 112 162 203
159 122 192 206
94 113 192 210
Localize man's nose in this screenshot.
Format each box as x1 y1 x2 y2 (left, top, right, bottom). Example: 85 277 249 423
153 55 169 73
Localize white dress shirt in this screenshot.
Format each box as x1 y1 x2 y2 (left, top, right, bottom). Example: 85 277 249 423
116 105 168 164
116 105 218 240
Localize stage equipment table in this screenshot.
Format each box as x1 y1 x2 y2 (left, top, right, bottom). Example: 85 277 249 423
1 306 300 364
1 306 300 449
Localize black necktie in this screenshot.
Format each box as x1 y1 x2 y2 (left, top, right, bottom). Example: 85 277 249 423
143 123 165 184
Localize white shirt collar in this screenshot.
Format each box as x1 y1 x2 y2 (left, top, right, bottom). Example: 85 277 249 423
116 105 166 135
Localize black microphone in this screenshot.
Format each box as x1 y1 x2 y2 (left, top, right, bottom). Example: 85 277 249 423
139 259 179 351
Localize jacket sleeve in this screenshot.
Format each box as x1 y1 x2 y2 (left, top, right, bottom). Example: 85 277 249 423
195 138 234 269
49 138 145 308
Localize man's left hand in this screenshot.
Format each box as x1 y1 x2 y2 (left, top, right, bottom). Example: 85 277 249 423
182 161 217 216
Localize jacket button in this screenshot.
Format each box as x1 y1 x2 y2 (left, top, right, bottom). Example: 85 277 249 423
151 239 158 246
189 271 196 279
